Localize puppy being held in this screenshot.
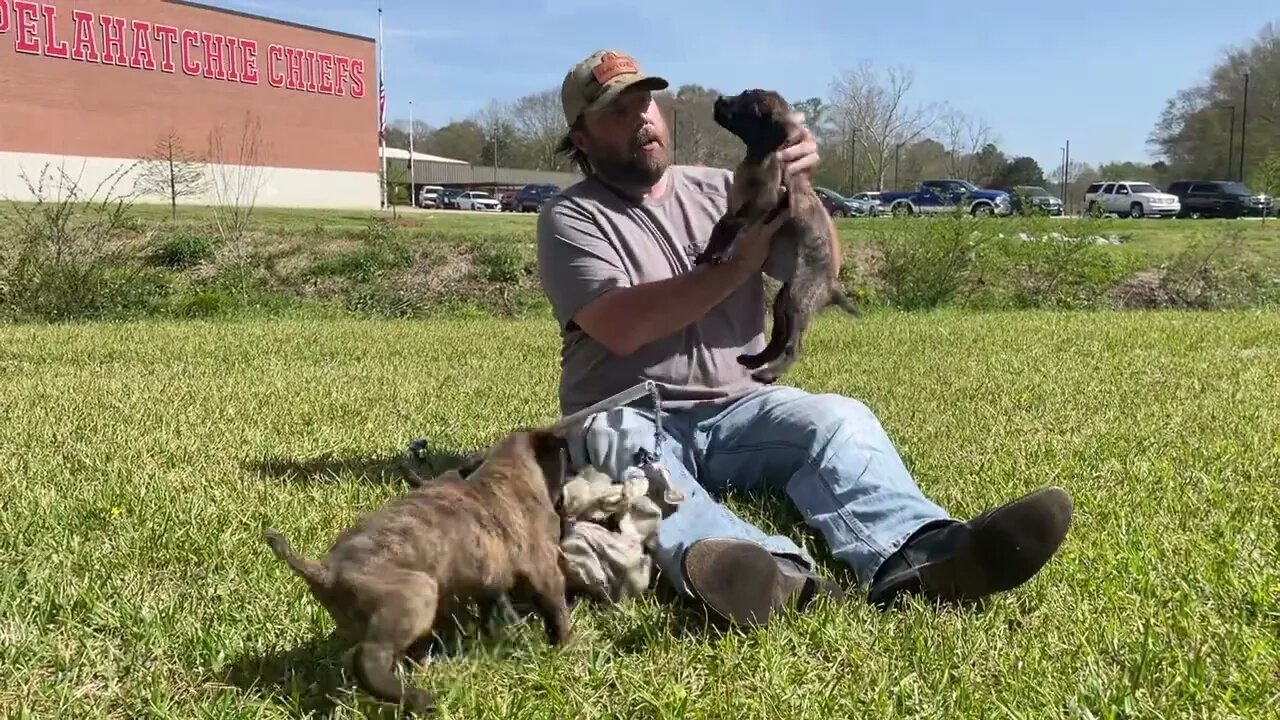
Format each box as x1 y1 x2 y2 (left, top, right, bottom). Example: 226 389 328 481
263 426 573 716
694 88 858 384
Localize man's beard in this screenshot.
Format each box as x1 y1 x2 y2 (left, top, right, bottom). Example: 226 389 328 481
588 127 670 188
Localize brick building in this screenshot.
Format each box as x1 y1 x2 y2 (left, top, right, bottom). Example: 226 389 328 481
0 0 379 209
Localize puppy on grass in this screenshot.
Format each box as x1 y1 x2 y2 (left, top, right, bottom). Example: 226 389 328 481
263 427 573 716
694 88 859 384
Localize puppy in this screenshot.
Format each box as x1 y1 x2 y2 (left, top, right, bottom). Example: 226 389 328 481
694 88 859 383
263 426 573 716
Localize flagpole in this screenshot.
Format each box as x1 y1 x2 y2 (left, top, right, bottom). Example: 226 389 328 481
408 100 415 206
377 0 386 210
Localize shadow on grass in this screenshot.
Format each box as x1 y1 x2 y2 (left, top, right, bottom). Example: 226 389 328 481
220 612 513 718
219 633 353 718
247 440 487 488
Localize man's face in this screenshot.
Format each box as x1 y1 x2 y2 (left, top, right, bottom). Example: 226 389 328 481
575 86 671 187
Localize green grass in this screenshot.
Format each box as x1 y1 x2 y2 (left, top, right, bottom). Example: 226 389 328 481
2 310 1277 718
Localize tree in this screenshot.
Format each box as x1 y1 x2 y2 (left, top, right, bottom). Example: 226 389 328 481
475 99 525 169
991 156 1047 188
424 120 489 164
827 61 940 190
654 84 741 168
971 143 1009 187
1249 152 1280 222
206 111 267 245
133 130 208 220
939 107 994 181
512 88 571 170
1149 21 1279 180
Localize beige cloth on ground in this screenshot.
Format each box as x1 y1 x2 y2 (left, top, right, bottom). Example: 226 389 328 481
559 463 685 603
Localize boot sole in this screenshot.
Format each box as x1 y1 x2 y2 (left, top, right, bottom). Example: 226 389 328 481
681 538 788 626
870 486 1074 607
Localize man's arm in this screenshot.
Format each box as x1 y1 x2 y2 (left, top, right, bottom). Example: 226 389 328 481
572 256 759 357
537 199 784 358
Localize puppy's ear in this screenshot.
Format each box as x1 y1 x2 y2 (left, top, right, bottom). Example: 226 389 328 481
529 430 570 508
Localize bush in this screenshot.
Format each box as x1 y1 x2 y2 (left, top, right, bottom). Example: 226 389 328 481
147 227 222 269
0 164 182 321
865 214 994 311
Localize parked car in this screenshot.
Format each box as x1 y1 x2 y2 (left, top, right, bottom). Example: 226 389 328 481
879 179 1011 217
455 190 501 211
1083 181 1179 218
1165 180 1273 218
439 187 465 209
999 185 1064 216
849 191 882 208
499 191 519 212
416 185 444 209
815 186 879 217
515 184 561 212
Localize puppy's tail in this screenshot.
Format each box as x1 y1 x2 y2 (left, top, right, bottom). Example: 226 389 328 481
830 287 861 316
263 528 332 591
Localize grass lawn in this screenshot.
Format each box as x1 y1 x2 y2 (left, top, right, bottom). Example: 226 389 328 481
1 309 1276 718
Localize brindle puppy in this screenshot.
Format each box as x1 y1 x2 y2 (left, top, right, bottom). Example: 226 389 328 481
694 88 859 384
263 427 573 716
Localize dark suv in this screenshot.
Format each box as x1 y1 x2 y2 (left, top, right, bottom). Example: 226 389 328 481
515 184 561 212
1166 180 1273 218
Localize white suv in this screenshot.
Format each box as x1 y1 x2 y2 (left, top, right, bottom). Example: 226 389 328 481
1083 181 1180 219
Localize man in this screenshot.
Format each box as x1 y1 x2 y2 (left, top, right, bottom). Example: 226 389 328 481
535 49 1074 626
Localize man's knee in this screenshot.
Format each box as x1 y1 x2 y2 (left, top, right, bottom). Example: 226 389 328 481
783 391 882 444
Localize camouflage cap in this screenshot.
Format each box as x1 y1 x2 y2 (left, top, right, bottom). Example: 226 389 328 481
560 49 669 127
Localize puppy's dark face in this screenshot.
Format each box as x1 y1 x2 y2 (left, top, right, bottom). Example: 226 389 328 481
713 89 793 157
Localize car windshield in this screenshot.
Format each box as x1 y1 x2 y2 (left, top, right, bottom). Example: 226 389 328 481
1220 182 1253 195
951 180 979 192
1016 187 1050 197
1129 183 1160 194
471 192 491 199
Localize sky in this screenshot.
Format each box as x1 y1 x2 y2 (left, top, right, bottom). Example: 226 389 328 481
210 0 1275 175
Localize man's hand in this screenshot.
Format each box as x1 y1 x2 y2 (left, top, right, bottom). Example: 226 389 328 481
776 111 820 187
726 208 792 277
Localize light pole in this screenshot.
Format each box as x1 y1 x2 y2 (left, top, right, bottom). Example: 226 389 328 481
1238 71 1250 182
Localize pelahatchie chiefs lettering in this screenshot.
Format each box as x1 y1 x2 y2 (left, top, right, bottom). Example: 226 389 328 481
0 0 366 98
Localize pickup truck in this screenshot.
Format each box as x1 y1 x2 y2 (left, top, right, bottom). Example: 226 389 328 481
879 179 1012 217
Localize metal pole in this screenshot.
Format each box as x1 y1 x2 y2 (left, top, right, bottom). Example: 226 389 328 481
377 0 386 209
1064 139 1070 214
1238 72 1249 182
408 100 414 205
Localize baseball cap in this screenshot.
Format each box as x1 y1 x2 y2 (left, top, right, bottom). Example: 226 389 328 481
560 50 669 127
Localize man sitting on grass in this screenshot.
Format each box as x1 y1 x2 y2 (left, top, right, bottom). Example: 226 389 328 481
535 49 1074 625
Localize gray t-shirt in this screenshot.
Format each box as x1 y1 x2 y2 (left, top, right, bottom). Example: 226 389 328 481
536 164 768 416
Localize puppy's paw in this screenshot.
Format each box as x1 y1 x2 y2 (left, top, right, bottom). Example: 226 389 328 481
736 352 765 370
400 688 437 716
693 248 730 266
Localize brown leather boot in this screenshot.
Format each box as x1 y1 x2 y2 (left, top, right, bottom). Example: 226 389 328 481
867 486 1074 609
681 538 846 627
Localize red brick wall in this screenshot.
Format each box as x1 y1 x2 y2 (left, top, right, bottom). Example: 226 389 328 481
0 0 377 173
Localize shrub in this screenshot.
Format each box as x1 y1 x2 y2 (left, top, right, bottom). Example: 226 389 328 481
147 227 222 269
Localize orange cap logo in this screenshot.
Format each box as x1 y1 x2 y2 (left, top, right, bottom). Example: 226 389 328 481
591 51 639 85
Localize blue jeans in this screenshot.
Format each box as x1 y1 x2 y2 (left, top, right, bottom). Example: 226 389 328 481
565 385 952 597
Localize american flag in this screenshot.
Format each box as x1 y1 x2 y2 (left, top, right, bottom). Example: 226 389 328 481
378 75 386 140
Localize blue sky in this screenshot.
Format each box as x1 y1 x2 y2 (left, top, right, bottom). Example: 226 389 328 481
210 0 1274 173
